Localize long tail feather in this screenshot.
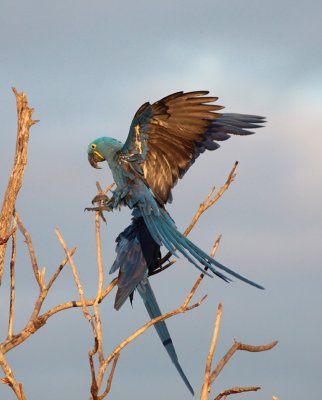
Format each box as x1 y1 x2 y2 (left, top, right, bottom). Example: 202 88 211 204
111 213 194 394
137 278 194 395
142 208 264 290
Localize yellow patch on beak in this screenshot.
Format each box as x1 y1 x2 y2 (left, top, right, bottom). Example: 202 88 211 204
94 150 105 160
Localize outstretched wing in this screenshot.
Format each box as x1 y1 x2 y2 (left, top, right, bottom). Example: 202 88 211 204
120 91 264 205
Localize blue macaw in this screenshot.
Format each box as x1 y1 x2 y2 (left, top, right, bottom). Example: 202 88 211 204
87 91 265 395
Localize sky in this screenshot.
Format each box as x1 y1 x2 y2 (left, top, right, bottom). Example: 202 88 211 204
0 0 322 399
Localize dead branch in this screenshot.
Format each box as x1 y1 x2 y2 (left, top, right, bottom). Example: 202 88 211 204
1 278 118 355
0 227 16 245
98 354 120 400
0 88 39 284
88 211 107 400
0 351 26 399
210 339 278 384
55 228 91 321
93 213 105 362
7 218 17 339
16 212 44 291
200 303 223 400
199 306 277 400
46 247 77 292
184 161 238 238
214 386 261 400
185 236 222 309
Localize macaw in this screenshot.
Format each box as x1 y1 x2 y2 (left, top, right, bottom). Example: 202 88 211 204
87 91 265 395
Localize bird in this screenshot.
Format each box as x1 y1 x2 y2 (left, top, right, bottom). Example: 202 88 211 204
87 90 265 395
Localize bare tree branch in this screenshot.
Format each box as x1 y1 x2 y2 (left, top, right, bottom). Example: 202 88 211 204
16 212 44 291
201 303 223 400
1 278 118 355
46 247 77 292
184 161 238 238
0 227 16 245
0 88 39 284
93 212 105 363
7 218 17 339
88 210 107 400
210 340 278 384
214 386 261 400
55 228 91 321
0 351 26 399
182 236 222 309
98 354 120 400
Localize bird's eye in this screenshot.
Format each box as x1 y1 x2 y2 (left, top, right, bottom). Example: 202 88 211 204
91 143 96 150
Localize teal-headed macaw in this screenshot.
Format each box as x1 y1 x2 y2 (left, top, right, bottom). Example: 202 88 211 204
87 91 265 395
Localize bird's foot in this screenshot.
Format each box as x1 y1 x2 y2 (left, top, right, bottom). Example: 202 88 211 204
91 194 109 205
84 205 112 223
85 194 114 223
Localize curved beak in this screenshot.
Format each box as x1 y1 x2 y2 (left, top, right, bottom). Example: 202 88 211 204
88 152 105 169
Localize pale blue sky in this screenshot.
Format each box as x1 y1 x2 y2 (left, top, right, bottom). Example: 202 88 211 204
1 1 322 399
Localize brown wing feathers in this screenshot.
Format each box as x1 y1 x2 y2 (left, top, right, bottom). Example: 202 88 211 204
142 91 223 204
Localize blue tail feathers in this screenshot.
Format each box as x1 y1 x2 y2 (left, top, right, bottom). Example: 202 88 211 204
142 208 264 290
111 213 194 394
137 278 194 395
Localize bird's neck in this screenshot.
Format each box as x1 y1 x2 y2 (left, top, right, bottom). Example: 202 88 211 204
101 140 123 164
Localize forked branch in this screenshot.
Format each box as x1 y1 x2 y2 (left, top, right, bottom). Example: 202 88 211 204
200 301 278 399
214 386 261 400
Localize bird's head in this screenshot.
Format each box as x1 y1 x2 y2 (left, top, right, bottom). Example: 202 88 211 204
87 137 122 168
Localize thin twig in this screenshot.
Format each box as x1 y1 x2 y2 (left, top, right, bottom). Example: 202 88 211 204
214 386 261 400
16 212 43 290
184 162 238 237
7 219 17 339
88 209 106 399
93 212 105 364
0 350 26 399
46 247 77 291
97 181 115 195
55 228 91 321
28 248 77 323
94 213 104 304
0 227 16 245
89 348 99 400
88 191 110 399
201 303 223 400
0 88 39 284
98 354 120 400
210 340 278 384
183 235 221 308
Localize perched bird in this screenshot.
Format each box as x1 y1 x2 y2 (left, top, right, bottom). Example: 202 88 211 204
87 91 265 395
